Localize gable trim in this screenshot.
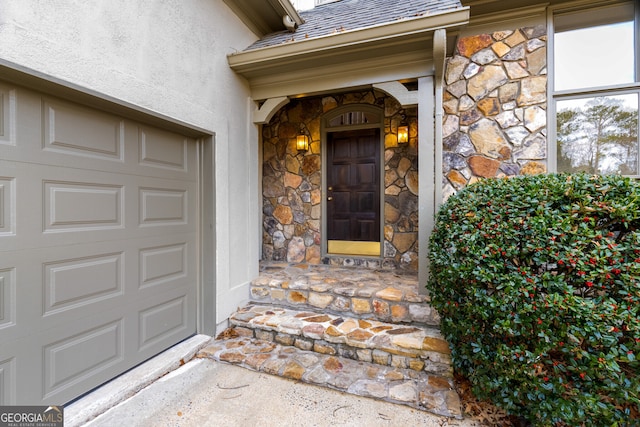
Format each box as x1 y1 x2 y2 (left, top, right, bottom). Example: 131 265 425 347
228 8 469 77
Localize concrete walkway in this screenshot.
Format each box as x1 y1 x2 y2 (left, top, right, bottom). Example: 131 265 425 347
66 336 482 427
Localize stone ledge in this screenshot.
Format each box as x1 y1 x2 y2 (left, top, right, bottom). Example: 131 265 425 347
230 304 452 376
198 335 462 419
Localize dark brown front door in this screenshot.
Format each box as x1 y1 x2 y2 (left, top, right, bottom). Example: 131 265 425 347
327 128 380 243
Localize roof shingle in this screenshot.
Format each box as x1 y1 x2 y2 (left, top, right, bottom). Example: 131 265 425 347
245 0 463 51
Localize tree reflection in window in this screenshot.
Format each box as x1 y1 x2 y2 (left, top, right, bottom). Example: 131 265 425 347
557 95 638 175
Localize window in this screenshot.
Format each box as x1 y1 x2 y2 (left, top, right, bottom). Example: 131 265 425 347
552 1 639 176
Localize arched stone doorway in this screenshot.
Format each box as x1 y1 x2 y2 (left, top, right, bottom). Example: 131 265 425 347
261 89 419 271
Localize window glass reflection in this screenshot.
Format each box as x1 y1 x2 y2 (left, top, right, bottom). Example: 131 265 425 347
554 21 634 91
557 94 639 175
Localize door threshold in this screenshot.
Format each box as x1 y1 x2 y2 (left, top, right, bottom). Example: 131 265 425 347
327 240 380 256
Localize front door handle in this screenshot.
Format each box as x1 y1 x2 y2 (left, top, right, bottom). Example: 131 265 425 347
327 196 333 201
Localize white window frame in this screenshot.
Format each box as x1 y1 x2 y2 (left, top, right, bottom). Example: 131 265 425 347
548 0 640 177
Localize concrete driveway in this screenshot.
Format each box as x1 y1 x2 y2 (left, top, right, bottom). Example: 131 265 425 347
66 335 482 427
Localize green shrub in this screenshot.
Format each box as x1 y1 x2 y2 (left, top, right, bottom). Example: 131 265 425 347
427 174 640 426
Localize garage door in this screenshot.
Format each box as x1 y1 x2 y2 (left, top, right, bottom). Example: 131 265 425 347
0 81 199 405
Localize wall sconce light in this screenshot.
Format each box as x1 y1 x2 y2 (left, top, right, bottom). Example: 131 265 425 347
397 115 409 145
296 133 309 152
296 125 309 152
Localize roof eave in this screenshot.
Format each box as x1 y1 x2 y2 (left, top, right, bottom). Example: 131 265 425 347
223 0 304 37
228 7 470 76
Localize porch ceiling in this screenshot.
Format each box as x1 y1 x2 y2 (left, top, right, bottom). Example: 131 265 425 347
228 8 470 101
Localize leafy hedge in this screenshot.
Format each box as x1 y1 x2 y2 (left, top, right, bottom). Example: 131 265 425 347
427 174 639 426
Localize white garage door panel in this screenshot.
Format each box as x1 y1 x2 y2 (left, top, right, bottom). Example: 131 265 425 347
0 160 197 252
44 251 124 314
0 87 197 183
0 304 127 403
43 318 125 399
0 176 15 236
138 296 188 349
140 187 188 225
140 243 188 289
45 181 124 231
43 97 125 161
0 216 197 405
0 267 15 330
0 83 17 148
0 81 199 405
0 235 196 331
0 357 16 405
138 126 189 172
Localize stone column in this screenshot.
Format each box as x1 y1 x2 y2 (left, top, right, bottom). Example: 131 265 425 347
442 26 548 197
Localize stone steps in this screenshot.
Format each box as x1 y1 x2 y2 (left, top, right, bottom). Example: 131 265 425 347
225 263 462 419
250 263 440 326
197 333 462 419
229 304 452 376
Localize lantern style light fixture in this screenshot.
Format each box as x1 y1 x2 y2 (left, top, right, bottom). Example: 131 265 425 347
397 115 409 145
296 125 309 152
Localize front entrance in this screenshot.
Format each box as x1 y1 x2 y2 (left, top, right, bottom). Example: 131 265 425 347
261 93 421 268
326 128 381 256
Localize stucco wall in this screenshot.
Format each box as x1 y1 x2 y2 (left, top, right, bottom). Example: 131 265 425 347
0 0 253 131
0 0 260 330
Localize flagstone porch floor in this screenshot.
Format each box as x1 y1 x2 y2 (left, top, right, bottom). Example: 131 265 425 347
202 262 463 419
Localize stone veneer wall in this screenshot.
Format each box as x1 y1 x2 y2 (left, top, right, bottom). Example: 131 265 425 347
262 90 419 270
442 25 548 199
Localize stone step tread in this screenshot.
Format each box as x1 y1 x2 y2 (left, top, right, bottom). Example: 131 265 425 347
197 334 462 419
230 304 451 358
251 264 440 326
253 263 426 303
